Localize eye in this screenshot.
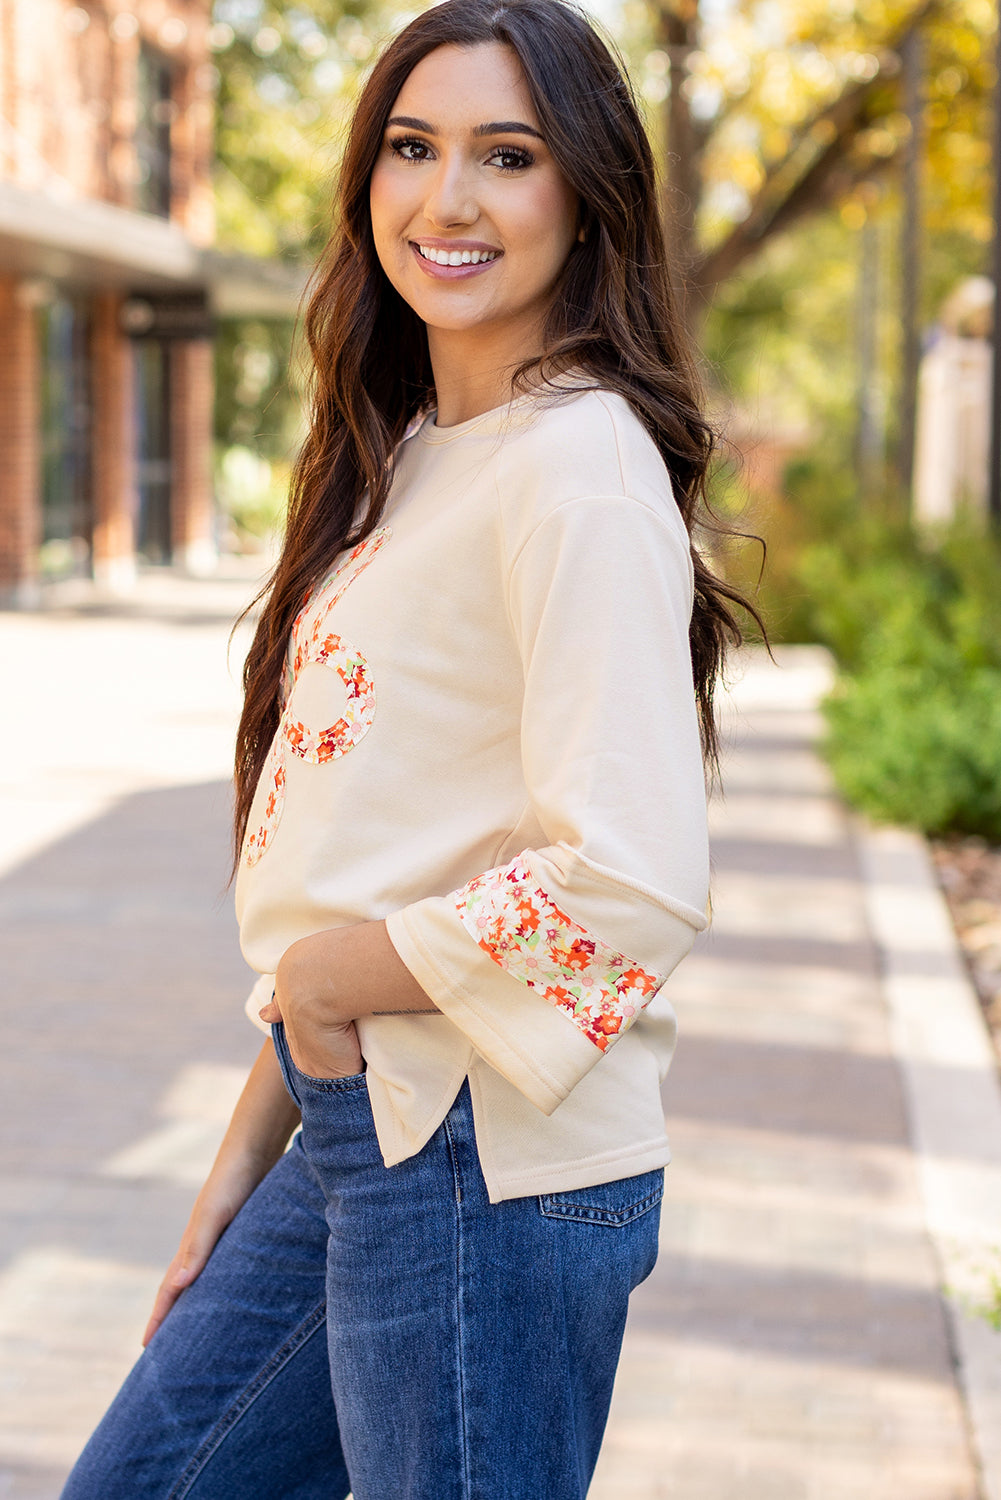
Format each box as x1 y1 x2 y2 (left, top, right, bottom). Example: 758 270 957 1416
389 135 434 163
487 145 534 172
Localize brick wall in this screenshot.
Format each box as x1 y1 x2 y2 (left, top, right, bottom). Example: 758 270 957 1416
0 0 216 589
0 274 40 599
170 337 214 572
0 0 213 222
91 293 136 585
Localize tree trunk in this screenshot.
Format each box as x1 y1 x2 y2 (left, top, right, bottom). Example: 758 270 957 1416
898 27 924 502
989 24 1001 527
855 216 883 499
656 1 702 296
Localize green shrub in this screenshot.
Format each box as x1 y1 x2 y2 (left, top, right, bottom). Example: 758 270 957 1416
711 449 860 645
823 660 1001 840
215 444 290 547
795 512 1001 839
713 432 1001 838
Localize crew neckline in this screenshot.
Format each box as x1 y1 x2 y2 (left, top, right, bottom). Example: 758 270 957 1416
418 379 595 445
418 389 540 445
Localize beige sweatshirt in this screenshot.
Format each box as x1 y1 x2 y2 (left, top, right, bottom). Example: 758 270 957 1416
235 386 710 1202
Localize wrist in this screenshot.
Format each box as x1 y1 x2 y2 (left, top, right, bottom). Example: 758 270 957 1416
279 930 351 1025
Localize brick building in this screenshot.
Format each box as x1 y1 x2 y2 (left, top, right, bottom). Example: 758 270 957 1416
0 0 297 602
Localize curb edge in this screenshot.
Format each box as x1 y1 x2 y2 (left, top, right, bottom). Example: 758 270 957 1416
853 818 1001 1500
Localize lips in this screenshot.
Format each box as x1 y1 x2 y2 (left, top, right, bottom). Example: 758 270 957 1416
415 244 499 266
409 240 502 280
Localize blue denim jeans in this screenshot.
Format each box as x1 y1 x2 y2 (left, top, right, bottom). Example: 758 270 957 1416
62 1024 663 1499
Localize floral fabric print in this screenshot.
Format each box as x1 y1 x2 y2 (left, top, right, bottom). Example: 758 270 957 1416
244 528 390 866
244 735 287 867
456 855 665 1051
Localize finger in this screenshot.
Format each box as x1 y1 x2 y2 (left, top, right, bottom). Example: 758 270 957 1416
142 1278 182 1347
259 1000 280 1023
141 1249 205 1346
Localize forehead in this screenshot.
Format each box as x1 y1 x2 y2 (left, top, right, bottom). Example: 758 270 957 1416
389 42 539 129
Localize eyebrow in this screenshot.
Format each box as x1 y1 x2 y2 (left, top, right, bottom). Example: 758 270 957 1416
386 115 543 140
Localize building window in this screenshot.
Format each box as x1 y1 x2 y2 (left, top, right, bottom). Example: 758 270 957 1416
135 340 173 563
136 44 174 217
38 297 93 577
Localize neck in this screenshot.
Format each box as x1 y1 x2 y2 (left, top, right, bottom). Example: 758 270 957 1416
427 316 545 427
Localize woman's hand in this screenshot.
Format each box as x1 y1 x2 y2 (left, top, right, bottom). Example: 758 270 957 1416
143 1041 301 1346
260 990 365 1078
261 931 366 1078
143 1171 245 1346
262 922 439 1078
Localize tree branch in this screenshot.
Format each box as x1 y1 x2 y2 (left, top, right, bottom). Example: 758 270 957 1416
686 0 939 295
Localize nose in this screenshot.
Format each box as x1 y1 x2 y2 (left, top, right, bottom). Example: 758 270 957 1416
422 155 478 229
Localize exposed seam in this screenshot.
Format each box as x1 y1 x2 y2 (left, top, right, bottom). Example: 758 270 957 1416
505 494 686 578
165 1303 327 1499
443 1111 464 1206
395 911 571 1106
555 843 709 930
538 1184 664 1225
591 391 628 493
443 1111 471 1498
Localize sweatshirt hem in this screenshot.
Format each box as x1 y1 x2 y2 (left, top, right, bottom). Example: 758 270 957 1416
481 1138 672 1205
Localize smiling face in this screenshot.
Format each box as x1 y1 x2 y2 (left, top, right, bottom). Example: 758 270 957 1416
369 42 580 374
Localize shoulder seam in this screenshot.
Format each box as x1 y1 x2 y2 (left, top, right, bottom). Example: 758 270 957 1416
506 493 688 578
591 390 628 493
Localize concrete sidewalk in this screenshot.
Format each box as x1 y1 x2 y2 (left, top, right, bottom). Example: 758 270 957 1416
593 650 999 1500
0 586 998 1498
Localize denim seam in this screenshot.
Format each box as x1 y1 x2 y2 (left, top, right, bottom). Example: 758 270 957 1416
442 1111 471 1499
273 1020 367 1094
296 1073 368 1093
537 1185 664 1226
164 1302 327 1500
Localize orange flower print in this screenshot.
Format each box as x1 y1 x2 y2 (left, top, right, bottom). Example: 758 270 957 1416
618 967 658 997
243 528 390 867
456 855 666 1052
516 896 541 931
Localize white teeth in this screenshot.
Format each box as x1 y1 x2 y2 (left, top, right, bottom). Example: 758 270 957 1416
416 245 498 266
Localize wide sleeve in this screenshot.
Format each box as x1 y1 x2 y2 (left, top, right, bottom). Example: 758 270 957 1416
384 493 710 1115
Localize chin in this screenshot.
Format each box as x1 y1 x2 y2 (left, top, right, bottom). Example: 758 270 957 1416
411 300 499 332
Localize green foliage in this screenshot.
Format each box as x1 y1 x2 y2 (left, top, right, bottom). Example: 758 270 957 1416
712 438 862 646
797 504 1001 840
215 442 291 547
214 318 304 463
705 213 861 433
823 659 1001 840
720 430 1001 840
210 0 403 262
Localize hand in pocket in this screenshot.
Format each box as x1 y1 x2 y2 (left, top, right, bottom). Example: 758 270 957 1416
261 993 365 1079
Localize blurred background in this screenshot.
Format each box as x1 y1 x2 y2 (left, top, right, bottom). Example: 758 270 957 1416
2 2 1001 1497
2 0 1000 855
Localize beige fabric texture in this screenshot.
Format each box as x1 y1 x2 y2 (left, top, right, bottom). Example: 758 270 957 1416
236 387 709 1202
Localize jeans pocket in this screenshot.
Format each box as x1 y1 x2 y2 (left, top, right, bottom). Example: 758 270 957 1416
538 1168 664 1227
271 1020 367 1102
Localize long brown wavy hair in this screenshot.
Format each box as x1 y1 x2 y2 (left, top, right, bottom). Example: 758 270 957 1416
233 0 758 864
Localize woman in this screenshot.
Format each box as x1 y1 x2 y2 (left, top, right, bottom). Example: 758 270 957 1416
63 1 751 1495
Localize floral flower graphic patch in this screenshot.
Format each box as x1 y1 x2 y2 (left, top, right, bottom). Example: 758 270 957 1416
283 639 374 765
243 735 286 866
456 856 665 1051
244 528 390 866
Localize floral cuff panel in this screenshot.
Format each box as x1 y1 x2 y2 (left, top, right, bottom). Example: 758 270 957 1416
455 856 666 1052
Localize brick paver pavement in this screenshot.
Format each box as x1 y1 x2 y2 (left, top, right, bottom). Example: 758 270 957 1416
0 586 981 1499
590 650 979 1500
